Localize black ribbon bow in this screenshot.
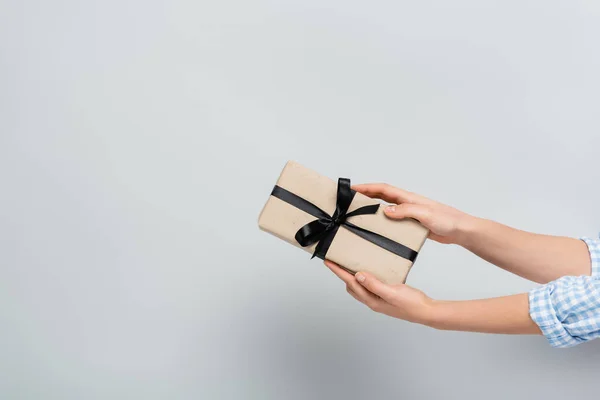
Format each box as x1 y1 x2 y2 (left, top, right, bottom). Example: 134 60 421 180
270 178 418 262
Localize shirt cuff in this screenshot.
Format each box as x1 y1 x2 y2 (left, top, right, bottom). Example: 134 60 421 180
581 237 600 277
528 285 582 348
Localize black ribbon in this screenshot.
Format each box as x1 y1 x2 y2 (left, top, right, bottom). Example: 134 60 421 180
270 178 418 262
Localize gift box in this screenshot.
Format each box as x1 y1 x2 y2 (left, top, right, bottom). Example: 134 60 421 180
258 161 429 284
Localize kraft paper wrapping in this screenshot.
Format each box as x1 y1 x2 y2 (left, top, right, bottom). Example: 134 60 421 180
258 161 429 285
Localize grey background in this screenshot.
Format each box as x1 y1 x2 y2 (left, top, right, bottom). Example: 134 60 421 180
1 0 599 399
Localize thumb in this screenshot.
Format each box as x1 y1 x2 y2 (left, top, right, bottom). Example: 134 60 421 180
384 203 431 225
355 272 397 302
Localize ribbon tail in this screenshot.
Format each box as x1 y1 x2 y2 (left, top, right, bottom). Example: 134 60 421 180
311 225 339 260
345 204 380 218
343 221 419 262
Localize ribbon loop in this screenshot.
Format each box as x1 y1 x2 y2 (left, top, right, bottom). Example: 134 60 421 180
294 218 331 247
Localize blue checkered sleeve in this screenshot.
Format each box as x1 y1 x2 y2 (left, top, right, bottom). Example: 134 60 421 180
528 237 600 348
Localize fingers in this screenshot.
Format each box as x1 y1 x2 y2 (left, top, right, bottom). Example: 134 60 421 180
324 261 368 294
352 183 431 205
383 203 432 225
348 283 386 311
325 261 386 311
355 271 398 303
324 260 354 282
346 286 362 302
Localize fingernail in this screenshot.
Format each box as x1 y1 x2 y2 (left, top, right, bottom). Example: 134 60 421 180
356 273 365 283
385 206 395 213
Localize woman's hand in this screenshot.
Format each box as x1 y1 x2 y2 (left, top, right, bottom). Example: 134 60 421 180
324 260 435 325
325 260 541 335
353 182 592 282
353 183 473 244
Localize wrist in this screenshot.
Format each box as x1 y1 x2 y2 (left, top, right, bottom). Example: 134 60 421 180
417 297 442 327
421 299 442 329
423 300 459 331
453 214 483 247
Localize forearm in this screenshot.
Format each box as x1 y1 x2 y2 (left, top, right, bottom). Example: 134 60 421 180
426 293 540 335
456 217 591 283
